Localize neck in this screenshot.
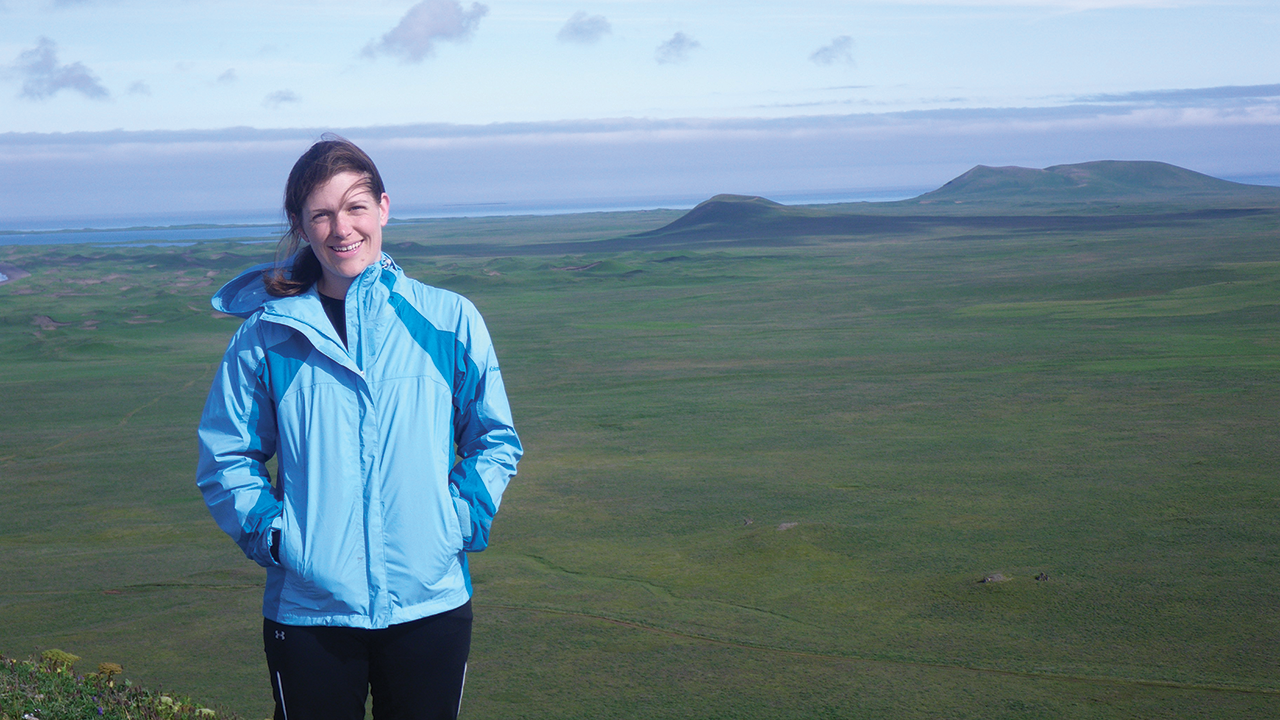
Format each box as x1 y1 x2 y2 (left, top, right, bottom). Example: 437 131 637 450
317 276 352 299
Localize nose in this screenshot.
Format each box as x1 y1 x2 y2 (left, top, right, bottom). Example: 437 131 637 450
332 212 353 239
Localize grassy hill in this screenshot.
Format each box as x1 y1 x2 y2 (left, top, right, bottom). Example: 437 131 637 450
612 161 1280 249
916 160 1280 206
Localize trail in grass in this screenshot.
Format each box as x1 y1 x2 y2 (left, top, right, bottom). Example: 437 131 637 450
521 552 819 630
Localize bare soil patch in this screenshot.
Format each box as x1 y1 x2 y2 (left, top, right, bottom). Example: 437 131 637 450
0 262 31 285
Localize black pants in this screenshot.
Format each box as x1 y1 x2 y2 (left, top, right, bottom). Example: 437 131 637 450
263 601 472 720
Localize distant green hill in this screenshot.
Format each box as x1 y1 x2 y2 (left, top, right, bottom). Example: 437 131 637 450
614 161 1280 248
915 160 1280 205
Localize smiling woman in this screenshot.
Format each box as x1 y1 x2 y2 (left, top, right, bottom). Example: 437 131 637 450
195 136 522 720
263 138 389 298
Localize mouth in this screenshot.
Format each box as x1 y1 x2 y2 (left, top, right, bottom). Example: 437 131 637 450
331 239 364 254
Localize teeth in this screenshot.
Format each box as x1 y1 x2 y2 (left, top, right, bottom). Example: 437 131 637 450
333 240 362 252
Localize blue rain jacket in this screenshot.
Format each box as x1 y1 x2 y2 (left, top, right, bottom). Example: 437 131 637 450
196 254 521 628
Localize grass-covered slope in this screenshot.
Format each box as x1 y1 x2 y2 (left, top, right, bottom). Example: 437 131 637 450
2 195 1279 718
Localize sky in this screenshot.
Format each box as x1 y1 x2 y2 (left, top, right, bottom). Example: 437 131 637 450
2 0 1279 228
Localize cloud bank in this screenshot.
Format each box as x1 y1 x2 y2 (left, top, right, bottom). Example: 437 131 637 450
363 0 489 63
1076 84 1280 105
2 88 1276 229
9 37 109 100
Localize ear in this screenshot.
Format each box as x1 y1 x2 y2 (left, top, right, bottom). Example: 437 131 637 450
290 216 311 244
378 193 390 227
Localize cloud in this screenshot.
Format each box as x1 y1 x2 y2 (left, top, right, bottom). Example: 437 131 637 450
217 69 237 84
1076 84 1280 105
127 80 150 96
363 0 489 63
8 37 109 100
655 32 700 64
264 90 299 108
810 36 854 66
557 11 611 44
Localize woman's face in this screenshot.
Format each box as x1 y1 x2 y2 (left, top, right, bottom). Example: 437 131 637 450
299 170 390 298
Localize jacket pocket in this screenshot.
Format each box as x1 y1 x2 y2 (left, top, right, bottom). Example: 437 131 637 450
449 484 473 545
270 528 282 565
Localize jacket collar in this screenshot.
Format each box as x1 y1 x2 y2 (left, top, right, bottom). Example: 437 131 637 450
212 254 403 372
211 253 401 319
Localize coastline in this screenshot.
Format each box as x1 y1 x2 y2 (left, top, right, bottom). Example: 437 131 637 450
0 187 931 241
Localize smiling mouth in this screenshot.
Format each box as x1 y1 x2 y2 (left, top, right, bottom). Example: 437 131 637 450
332 240 363 253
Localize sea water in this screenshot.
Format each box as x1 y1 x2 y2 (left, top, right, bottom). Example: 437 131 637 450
0 187 932 247
0 224 286 247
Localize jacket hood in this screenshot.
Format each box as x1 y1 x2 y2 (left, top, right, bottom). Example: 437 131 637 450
211 261 279 318
210 254 403 318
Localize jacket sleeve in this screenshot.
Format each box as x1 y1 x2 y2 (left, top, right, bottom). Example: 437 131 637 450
195 320 284 568
449 305 522 552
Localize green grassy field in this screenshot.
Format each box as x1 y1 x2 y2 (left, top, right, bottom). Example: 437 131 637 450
1 195 1278 718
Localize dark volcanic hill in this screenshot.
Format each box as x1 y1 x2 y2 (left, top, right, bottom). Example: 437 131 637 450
603 161 1280 249
654 194 786 233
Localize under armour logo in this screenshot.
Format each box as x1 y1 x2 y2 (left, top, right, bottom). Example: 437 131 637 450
275 631 286 641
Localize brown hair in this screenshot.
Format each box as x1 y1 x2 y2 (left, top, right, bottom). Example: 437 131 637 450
263 135 387 297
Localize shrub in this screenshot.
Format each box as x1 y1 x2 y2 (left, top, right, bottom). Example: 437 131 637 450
1 653 241 720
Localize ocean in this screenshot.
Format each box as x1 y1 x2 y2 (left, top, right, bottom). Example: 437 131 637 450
0 224 286 247
0 187 933 247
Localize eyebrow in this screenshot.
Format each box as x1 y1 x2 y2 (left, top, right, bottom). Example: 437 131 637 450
307 188 377 215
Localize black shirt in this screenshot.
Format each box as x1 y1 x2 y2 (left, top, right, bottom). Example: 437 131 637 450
318 293 347 347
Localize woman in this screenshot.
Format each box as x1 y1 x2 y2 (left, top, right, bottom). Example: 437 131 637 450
196 137 521 719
